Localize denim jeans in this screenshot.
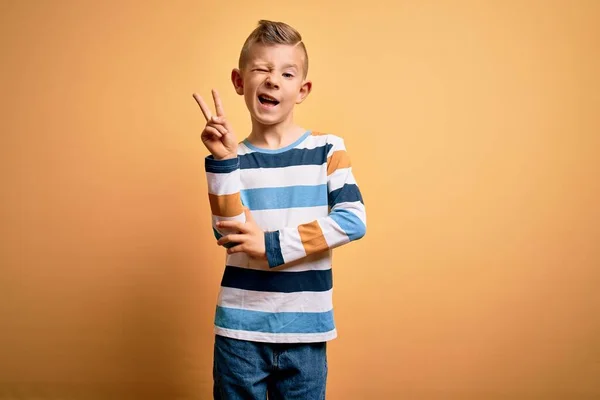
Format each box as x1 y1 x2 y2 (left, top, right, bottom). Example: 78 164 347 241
213 334 328 400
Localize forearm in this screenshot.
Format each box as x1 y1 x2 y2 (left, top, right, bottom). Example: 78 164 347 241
205 155 246 239
264 193 366 268
264 136 367 268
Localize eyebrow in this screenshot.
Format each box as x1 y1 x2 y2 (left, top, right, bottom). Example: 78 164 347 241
249 62 299 70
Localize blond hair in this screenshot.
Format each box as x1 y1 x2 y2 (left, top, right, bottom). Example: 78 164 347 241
239 20 309 78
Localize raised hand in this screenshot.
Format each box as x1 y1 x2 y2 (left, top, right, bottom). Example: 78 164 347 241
216 208 266 259
193 89 238 160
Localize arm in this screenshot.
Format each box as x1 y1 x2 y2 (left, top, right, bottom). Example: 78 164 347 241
193 90 247 244
205 156 246 246
264 136 366 268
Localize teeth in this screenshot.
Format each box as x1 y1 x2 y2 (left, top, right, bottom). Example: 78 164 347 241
260 94 277 101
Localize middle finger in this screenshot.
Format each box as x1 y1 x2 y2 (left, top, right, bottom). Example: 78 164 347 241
193 93 212 121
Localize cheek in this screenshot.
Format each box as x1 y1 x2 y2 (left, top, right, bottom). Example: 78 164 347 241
244 88 256 100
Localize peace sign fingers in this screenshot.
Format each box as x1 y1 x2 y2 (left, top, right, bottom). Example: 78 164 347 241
212 89 226 117
193 88 238 160
193 93 212 122
193 89 227 121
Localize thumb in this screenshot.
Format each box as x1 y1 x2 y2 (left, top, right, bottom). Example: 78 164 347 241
217 116 233 134
243 206 254 222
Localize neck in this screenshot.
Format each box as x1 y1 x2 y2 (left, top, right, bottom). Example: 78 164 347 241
247 116 306 150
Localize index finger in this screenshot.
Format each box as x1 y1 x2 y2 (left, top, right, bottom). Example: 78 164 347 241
216 220 246 232
193 93 212 121
212 89 225 117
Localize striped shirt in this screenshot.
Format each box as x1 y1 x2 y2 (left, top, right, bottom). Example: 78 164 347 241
205 130 367 343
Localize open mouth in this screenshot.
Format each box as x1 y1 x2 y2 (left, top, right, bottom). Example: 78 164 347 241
258 94 280 106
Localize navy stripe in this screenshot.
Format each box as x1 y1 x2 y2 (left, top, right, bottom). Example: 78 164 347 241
221 266 333 293
205 156 239 173
265 231 285 267
241 185 328 211
239 145 332 169
215 306 335 334
328 184 364 207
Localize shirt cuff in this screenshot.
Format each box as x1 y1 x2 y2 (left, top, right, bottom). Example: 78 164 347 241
264 231 285 268
205 155 239 173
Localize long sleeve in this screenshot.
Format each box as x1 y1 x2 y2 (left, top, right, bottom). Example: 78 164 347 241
264 137 367 268
205 156 246 246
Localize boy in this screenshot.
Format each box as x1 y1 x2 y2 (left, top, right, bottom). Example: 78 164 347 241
193 20 366 400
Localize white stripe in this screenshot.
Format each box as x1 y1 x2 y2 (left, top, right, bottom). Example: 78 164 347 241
280 227 306 265
251 206 329 232
212 212 245 224
226 250 332 272
237 144 253 155
240 164 326 189
295 134 330 150
320 217 351 249
328 167 356 191
214 326 337 343
225 252 252 268
325 136 345 157
278 250 332 272
217 287 333 313
206 169 241 195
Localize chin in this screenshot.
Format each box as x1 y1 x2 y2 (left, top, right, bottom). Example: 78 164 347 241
251 108 283 125
252 115 281 126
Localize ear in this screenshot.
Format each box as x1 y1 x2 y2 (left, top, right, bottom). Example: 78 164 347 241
296 80 312 104
231 68 244 95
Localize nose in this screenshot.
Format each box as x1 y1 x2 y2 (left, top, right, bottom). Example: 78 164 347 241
265 74 280 89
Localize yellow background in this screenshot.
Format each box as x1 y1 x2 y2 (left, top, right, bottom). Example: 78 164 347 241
1 0 598 398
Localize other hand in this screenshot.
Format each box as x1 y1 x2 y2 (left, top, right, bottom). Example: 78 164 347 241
216 208 267 259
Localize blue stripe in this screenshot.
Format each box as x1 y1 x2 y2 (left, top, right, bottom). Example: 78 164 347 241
265 231 285 267
205 156 239 173
329 209 366 241
239 145 332 169
221 266 333 293
328 184 364 207
215 306 335 334
241 185 328 211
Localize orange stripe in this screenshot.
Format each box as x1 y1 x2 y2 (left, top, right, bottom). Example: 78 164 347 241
298 221 329 255
327 150 351 175
208 193 244 217
311 131 327 136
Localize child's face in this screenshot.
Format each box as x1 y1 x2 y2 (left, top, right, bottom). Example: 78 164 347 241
232 44 311 126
